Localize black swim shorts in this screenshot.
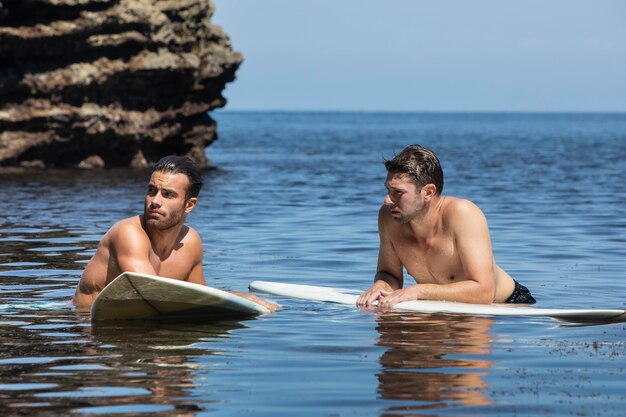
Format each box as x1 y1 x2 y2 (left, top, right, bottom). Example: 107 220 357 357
505 280 536 304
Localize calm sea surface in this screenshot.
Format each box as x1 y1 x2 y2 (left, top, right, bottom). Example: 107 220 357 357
1 111 626 416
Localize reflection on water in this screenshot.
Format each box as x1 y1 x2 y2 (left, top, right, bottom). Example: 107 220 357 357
375 313 493 412
2 311 248 416
0 217 248 417
1 112 626 416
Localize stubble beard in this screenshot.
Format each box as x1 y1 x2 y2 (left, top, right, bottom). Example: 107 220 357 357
144 203 186 231
396 211 418 225
392 200 425 225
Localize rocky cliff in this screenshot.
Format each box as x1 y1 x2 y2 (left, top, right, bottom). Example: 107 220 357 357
0 0 242 168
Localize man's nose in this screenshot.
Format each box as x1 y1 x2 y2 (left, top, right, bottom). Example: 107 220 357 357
149 193 162 206
384 193 393 205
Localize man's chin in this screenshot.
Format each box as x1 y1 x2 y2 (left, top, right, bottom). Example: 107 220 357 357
145 218 172 230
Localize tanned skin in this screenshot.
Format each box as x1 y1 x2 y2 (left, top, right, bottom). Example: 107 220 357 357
357 172 516 309
73 170 278 313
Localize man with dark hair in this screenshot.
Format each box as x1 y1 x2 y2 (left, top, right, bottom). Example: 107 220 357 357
152 155 204 200
73 155 277 312
357 144 535 308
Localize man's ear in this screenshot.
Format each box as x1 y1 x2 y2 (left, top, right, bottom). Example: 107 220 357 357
422 184 437 201
185 197 198 213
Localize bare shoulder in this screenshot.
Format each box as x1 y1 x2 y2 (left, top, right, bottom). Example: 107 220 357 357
110 216 141 232
444 197 482 214
377 204 397 232
180 225 203 254
108 216 148 244
183 224 201 240
378 204 395 224
441 197 487 227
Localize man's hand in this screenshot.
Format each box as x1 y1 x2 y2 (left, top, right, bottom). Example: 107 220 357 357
378 285 420 310
229 291 279 313
357 280 395 307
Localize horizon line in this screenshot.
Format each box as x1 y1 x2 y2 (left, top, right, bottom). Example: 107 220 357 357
214 108 626 115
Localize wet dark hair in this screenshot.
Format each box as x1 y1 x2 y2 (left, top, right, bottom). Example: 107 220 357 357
384 144 444 194
153 155 203 199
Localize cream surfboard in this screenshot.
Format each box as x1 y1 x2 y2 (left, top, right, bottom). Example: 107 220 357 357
91 272 269 321
249 281 626 324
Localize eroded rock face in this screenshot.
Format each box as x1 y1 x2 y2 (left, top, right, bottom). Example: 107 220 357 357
0 0 242 168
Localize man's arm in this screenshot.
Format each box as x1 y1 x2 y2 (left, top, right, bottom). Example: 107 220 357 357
357 206 404 306
111 221 159 276
186 261 207 285
185 228 207 286
378 199 496 307
447 199 497 303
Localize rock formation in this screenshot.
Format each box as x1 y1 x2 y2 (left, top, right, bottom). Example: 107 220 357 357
0 0 242 168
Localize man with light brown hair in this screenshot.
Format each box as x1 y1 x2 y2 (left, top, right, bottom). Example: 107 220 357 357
357 144 535 308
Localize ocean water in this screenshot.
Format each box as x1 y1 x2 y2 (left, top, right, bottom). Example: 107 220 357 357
1 111 625 416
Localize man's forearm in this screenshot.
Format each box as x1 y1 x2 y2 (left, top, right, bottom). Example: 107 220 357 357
412 280 494 304
373 271 402 291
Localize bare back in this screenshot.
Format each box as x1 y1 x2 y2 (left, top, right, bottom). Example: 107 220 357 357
73 215 204 308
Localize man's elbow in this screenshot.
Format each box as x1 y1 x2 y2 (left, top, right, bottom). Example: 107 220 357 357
72 290 96 310
476 295 494 304
375 271 402 289
468 279 496 304
477 285 496 304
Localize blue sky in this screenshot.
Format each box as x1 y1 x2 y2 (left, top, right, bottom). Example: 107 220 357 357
213 1 626 112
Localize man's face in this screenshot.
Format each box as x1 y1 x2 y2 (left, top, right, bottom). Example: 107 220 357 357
384 172 424 223
144 171 195 230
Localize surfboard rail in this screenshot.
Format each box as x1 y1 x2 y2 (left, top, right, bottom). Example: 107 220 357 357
249 280 626 324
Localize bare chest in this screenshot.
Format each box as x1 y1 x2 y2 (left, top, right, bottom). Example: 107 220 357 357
147 248 194 279
392 232 465 284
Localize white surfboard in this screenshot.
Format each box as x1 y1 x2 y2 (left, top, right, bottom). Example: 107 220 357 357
91 272 269 321
249 281 626 323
